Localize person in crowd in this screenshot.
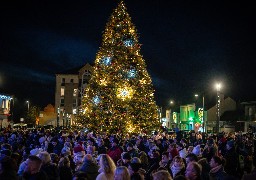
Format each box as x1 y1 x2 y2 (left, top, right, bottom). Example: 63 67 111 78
197 158 210 180
202 138 218 163
96 154 116 180
185 162 202 180
170 156 185 178
114 166 130 180
159 151 171 171
48 138 63 155
38 151 60 180
185 153 198 165
223 140 239 176
192 145 202 158
96 138 108 154
50 153 59 165
168 144 179 161
126 142 139 158
139 151 149 170
128 157 146 180
146 150 161 179
152 170 172 180
22 155 48 180
79 154 99 180
73 144 86 172
58 156 73 180
135 136 145 152
0 155 18 180
86 138 96 156
242 156 256 180
107 138 123 164
209 155 227 180
117 152 131 167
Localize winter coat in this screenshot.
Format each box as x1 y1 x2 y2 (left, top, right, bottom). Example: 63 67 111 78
79 159 99 180
209 165 227 180
40 162 60 180
107 146 122 164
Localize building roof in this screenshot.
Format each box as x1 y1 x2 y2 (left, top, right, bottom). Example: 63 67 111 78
56 62 94 75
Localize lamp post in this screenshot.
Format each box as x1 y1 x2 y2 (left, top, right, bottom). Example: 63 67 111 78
216 83 221 134
26 100 30 111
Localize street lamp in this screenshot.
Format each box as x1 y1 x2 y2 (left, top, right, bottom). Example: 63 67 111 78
26 100 30 111
215 83 221 134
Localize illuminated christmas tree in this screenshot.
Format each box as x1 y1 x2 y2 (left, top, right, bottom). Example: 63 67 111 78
81 1 161 135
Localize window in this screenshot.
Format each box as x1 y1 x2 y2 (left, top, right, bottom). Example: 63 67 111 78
61 78 65 83
60 99 64 107
82 70 91 84
70 79 74 83
73 89 78 97
61 88 65 96
73 99 77 107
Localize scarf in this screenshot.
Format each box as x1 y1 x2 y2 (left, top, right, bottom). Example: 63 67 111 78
209 165 223 174
171 164 184 177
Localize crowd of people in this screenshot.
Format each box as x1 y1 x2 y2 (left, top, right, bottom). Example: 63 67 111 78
0 126 255 180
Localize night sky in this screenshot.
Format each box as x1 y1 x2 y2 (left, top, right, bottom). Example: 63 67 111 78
1 0 256 113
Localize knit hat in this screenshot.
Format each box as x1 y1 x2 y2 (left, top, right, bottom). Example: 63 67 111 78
192 145 201 156
73 145 85 156
227 140 235 148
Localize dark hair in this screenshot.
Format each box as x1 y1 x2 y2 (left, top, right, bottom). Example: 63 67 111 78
212 156 225 166
162 151 169 158
73 171 88 180
0 156 18 172
190 162 202 177
173 175 188 180
186 153 198 162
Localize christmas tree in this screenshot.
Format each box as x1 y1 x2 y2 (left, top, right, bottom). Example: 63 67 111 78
81 1 161 135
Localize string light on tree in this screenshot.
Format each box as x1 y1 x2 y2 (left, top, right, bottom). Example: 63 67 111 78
81 1 160 134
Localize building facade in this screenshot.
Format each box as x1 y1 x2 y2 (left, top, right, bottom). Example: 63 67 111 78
55 63 93 126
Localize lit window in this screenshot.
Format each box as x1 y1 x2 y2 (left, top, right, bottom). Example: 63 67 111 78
61 88 65 96
73 89 78 96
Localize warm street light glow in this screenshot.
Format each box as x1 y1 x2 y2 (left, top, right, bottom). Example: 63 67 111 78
170 100 174 104
195 94 198 97
216 83 221 91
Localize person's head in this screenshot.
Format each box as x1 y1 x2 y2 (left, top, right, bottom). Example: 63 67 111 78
207 138 215 147
50 153 59 164
161 151 169 163
210 156 225 168
173 175 188 180
111 138 119 147
38 151 51 165
126 142 134 151
97 139 104 147
198 158 209 169
172 156 184 167
25 155 43 174
121 152 131 164
58 156 70 167
128 157 142 175
185 153 198 164
185 162 201 180
152 170 172 180
99 154 116 175
114 166 130 180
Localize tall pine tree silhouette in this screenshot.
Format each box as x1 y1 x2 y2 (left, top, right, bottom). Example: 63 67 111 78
81 1 161 134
